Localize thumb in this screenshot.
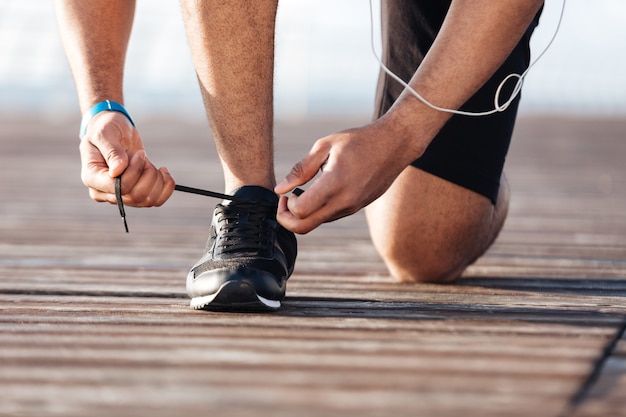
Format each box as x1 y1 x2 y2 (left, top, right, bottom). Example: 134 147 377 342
86 130 131 178
102 143 130 178
106 149 130 178
275 141 330 195
84 112 136 178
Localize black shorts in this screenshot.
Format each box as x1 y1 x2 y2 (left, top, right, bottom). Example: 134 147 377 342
374 0 541 204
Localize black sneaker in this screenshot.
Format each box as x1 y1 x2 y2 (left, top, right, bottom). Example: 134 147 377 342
186 186 297 311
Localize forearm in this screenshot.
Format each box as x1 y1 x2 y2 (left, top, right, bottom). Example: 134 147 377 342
54 0 135 112
381 0 544 159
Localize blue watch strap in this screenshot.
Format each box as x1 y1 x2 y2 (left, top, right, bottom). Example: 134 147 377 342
79 100 135 139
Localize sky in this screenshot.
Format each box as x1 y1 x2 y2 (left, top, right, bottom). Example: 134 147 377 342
0 0 625 120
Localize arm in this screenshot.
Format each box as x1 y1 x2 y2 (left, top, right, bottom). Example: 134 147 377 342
54 0 174 207
275 0 544 234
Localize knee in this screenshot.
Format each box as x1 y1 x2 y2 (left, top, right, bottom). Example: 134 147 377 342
377 243 467 284
390 262 465 285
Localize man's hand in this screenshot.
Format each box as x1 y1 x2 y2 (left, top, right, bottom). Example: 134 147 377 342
275 0 543 235
55 1 174 206
80 111 175 207
274 119 424 234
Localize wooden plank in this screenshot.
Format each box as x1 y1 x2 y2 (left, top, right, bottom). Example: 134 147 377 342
1 115 626 417
0 307 611 417
571 330 626 417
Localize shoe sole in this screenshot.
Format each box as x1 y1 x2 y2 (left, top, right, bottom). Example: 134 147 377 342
190 280 281 311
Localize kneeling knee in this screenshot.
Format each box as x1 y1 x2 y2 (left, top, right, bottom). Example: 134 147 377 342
398 264 463 284
382 252 466 284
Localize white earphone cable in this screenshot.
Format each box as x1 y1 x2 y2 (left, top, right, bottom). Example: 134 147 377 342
368 0 566 116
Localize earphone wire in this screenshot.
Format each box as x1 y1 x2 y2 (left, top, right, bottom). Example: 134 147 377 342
368 0 567 117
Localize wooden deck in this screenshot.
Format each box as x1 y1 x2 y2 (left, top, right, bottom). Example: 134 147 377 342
1 115 625 417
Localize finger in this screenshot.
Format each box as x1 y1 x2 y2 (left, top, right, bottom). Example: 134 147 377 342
88 133 130 179
282 145 358 219
152 167 176 207
88 169 168 207
128 162 176 207
117 158 175 207
277 173 334 233
277 194 335 234
88 187 113 204
80 140 121 194
282 170 336 219
86 151 150 205
277 161 364 233
274 140 330 195
114 150 147 194
277 196 318 234
120 154 164 206
83 113 134 177
83 148 146 197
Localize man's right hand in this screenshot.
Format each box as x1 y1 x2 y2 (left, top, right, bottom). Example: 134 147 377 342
79 111 175 207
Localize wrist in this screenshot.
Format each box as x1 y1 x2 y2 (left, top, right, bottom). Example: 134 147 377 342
79 100 135 139
378 96 452 161
373 107 429 163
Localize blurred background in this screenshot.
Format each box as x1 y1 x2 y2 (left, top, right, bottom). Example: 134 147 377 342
0 0 625 122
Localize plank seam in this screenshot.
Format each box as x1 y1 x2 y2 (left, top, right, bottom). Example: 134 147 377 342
560 315 626 417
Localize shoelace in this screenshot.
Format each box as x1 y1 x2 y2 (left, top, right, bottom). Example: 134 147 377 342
213 200 277 255
114 176 303 233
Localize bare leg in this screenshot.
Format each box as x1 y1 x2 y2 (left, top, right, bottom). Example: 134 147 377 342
365 168 509 283
180 0 278 192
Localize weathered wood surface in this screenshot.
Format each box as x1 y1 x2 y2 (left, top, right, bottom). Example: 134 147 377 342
1 115 625 417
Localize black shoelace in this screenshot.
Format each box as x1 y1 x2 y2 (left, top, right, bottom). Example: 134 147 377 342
114 176 303 233
213 200 277 255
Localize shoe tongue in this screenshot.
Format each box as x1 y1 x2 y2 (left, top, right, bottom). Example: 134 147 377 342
226 185 278 205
